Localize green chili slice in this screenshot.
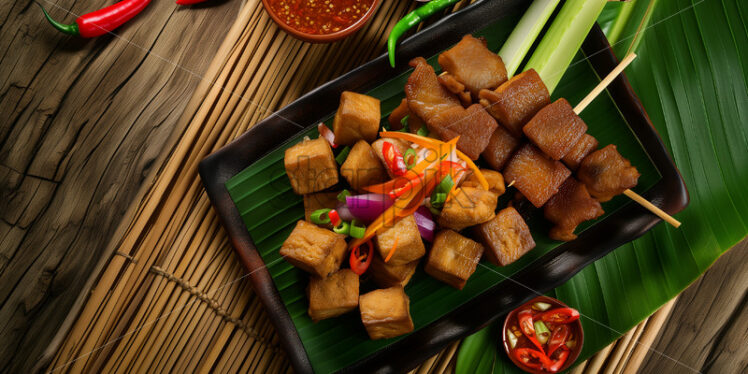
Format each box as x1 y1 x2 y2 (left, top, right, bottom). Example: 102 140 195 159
311 209 332 225
404 148 417 169
337 190 351 202
349 220 366 239
333 221 351 235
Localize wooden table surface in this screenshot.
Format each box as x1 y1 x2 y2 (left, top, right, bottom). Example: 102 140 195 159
1 1 745 373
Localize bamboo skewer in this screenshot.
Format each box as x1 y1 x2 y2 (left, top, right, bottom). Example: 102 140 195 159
574 52 681 228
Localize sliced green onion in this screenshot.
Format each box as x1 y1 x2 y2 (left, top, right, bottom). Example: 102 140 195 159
507 329 519 349
416 125 429 137
431 192 448 209
429 205 441 216
337 190 351 202
311 209 332 225
533 301 553 311
404 148 417 169
534 320 551 345
335 146 351 165
333 221 351 235
430 175 454 209
498 0 560 78
349 220 366 239
400 115 410 132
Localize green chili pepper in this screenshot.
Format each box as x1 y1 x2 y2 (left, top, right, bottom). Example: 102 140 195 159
387 0 461 67
337 190 351 202
333 221 351 235
311 209 332 225
349 220 366 239
335 146 351 165
404 148 417 169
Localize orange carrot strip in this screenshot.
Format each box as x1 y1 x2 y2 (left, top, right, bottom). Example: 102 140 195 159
380 132 441 148
456 150 488 190
384 235 399 263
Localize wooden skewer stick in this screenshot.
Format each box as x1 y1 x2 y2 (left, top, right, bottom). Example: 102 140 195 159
573 52 682 228
574 53 637 114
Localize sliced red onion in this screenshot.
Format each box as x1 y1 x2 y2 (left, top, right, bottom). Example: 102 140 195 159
414 205 435 242
318 123 337 148
346 194 393 223
335 202 356 222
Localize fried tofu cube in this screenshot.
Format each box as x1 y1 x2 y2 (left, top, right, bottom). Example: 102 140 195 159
437 187 498 230
332 91 381 145
372 138 411 178
503 144 571 208
478 69 551 137
307 269 359 322
482 125 521 170
544 177 604 241
476 207 536 266
577 145 640 202
304 191 340 229
359 287 414 340
563 134 598 170
425 230 483 289
523 98 588 160
369 253 419 288
438 35 508 97
429 104 498 160
463 169 506 197
375 215 426 265
341 140 388 191
284 137 339 194
280 220 347 278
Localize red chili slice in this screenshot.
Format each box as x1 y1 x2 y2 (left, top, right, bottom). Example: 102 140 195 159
547 324 569 356
512 348 553 371
547 346 570 372
382 141 407 176
540 307 580 324
518 309 546 354
349 240 374 275
328 209 342 227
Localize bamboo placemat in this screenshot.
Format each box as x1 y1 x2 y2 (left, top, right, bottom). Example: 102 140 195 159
47 1 675 372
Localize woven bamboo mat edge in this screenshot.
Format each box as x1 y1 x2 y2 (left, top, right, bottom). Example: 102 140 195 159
45 0 676 372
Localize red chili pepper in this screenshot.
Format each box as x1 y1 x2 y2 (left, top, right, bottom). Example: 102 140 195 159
382 141 407 176
518 309 546 354
547 346 570 372
540 308 580 324
39 0 151 38
547 325 569 356
349 240 374 275
328 209 342 227
512 348 553 371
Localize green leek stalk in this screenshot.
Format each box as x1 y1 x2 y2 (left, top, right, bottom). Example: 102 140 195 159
499 0 561 78
525 0 608 93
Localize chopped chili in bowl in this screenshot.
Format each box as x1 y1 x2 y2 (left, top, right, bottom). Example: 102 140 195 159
503 296 584 373
265 0 376 37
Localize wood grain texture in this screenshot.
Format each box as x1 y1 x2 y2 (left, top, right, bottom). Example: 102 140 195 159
0 0 241 372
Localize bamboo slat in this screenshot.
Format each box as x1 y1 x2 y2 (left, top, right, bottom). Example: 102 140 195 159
47 0 676 372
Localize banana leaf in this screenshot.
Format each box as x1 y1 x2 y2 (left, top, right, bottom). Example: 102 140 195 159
457 0 748 372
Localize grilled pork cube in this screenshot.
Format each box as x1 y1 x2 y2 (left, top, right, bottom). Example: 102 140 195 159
544 177 604 241
479 69 550 137
476 207 535 266
332 91 381 145
307 269 359 322
280 220 347 278
341 140 388 191
577 145 640 202
284 137 339 194
425 230 483 290
369 253 419 288
438 73 472 106
503 144 571 208
438 35 508 97
375 215 426 265
360 287 414 340
482 125 521 170
563 134 598 170
429 104 498 160
405 57 463 130
462 169 505 197
523 98 587 160
304 191 340 229
371 138 411 178
437 187 498 231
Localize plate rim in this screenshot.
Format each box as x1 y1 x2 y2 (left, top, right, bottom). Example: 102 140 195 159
198 2 689 373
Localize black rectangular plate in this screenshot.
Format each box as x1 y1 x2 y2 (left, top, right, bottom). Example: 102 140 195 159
199 1 688 372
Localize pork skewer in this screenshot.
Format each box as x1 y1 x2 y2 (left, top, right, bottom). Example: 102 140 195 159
572 53 681 228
